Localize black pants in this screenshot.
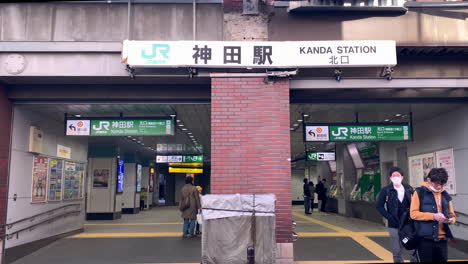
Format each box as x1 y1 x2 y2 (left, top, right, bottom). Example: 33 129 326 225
416 239 447 263
320 198 327 212
140 200 145 210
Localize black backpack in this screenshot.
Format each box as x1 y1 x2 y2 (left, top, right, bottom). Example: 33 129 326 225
398 187 424 250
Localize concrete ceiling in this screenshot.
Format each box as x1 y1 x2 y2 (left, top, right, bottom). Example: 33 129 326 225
17 103 211 162
17 102 465 165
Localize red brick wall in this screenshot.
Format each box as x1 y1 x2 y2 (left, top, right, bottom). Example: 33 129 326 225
223 0 243 12
211 77 292 243
0 85 11 237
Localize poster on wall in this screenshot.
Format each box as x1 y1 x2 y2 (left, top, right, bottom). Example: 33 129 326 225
93 169 110 188
64 161 84 200
32 155 49 203
136 164 142 192
149 167 155 192
48 159 63 201
117 159 124 193
409 152 435 186
436 149 456 195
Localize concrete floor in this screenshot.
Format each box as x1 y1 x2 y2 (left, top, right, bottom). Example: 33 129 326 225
11 206 468 264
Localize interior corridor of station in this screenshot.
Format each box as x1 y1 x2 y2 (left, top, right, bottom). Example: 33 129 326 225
11 205 468 264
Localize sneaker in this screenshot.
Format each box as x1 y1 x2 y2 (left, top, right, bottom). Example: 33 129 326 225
187 234 194 238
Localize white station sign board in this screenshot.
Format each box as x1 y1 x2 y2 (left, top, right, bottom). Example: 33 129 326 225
122 40 397 68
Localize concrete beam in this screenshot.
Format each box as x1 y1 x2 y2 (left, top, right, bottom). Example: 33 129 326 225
290 78 468 89
0 42 122 53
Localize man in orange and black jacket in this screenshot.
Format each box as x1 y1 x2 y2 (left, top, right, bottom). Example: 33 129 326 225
410 168 456 262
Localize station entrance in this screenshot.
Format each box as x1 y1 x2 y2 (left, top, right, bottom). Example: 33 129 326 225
289 101 468 262
5 102 211 263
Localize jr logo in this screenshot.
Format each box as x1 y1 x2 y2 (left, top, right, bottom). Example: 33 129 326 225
141 44 170 60
332 127 348 137
93 121 110 131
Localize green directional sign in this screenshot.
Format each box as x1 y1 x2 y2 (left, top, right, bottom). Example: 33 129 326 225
183 155 203 163
90 119 174 136
329 125 410 141
306 152 336 161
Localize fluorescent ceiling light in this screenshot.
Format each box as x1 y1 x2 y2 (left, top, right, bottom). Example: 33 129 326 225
293 124 299 126
303 114 309 117
182 128 187 131
75 114 81 117
395 114 402 117
297 119 303 122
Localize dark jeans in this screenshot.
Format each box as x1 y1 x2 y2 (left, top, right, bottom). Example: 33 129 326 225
416 239 447 263
304 196 311 213
140 200 144 210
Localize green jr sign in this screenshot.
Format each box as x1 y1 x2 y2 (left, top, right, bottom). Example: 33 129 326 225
329 125 410 141
306 152 336 161
183 155 203 163
305 124 411 142
90 119 174 136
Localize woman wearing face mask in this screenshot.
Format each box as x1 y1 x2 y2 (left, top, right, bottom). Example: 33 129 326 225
410 168 456 262
376 167 415 263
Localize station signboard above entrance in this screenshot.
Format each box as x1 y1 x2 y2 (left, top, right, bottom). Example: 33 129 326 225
66 119 174 136
305 123 411 142
306 152 336 161
122 40 396 68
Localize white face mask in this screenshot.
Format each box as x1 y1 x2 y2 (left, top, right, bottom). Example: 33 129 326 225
391 177 402 185
429 185 441 193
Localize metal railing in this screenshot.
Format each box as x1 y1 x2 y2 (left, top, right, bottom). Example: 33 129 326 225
0 204 81 240
455 211 468 228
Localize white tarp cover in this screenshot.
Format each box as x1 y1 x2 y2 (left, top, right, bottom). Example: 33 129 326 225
201 194 276 220
201 194 276 264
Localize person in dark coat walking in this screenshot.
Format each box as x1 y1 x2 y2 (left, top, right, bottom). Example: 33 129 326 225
316 178 327 212
179 176 201 238
410 168 456 263
303 178 312 215
376 167 415 263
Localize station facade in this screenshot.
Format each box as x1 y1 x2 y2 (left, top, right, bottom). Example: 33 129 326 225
0 0 468 263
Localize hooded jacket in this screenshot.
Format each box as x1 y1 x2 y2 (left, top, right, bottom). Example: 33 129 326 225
410 182 456 239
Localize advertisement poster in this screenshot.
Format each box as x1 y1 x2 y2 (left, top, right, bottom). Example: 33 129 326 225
32 155 49 203
57 145 71 159
149 167 155 192
117 159 124 193
409 152 435 186
136 164 142 192
64 162 84 200
93 169 109 188
48 158 63 201
436 149 456 194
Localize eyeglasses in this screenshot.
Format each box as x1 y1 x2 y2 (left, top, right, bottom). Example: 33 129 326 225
430 182 446 188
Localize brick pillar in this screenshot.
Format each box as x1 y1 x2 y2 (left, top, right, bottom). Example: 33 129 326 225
211 77 292 244
0 85 11 263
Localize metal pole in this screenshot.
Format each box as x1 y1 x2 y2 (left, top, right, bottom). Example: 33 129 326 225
193 0 197 40
127 0 132 40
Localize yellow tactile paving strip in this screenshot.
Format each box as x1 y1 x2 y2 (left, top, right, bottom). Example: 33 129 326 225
292 212 393 261
84 222 182 226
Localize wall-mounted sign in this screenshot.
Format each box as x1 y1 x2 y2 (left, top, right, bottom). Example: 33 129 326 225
93 169 110 188
167 156 183 163
122 40 397 68
66 120 90 136
63 162 85 200
48 159 63 201
156 155 203 163
435 149 456 195
183 155 203 163
306 152 336 161
305 124 411 142
169 162 203 167
136 164 142 193
149 167 155 192
57 144 71 159
66 119 174 136
156 155 168 163
169 167 203 174
32 155 48 203
117 159 124 193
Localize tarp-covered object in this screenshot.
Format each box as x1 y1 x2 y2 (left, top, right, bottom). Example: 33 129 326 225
201 194 276 264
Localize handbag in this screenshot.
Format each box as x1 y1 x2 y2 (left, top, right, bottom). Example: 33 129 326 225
196 211 203 225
